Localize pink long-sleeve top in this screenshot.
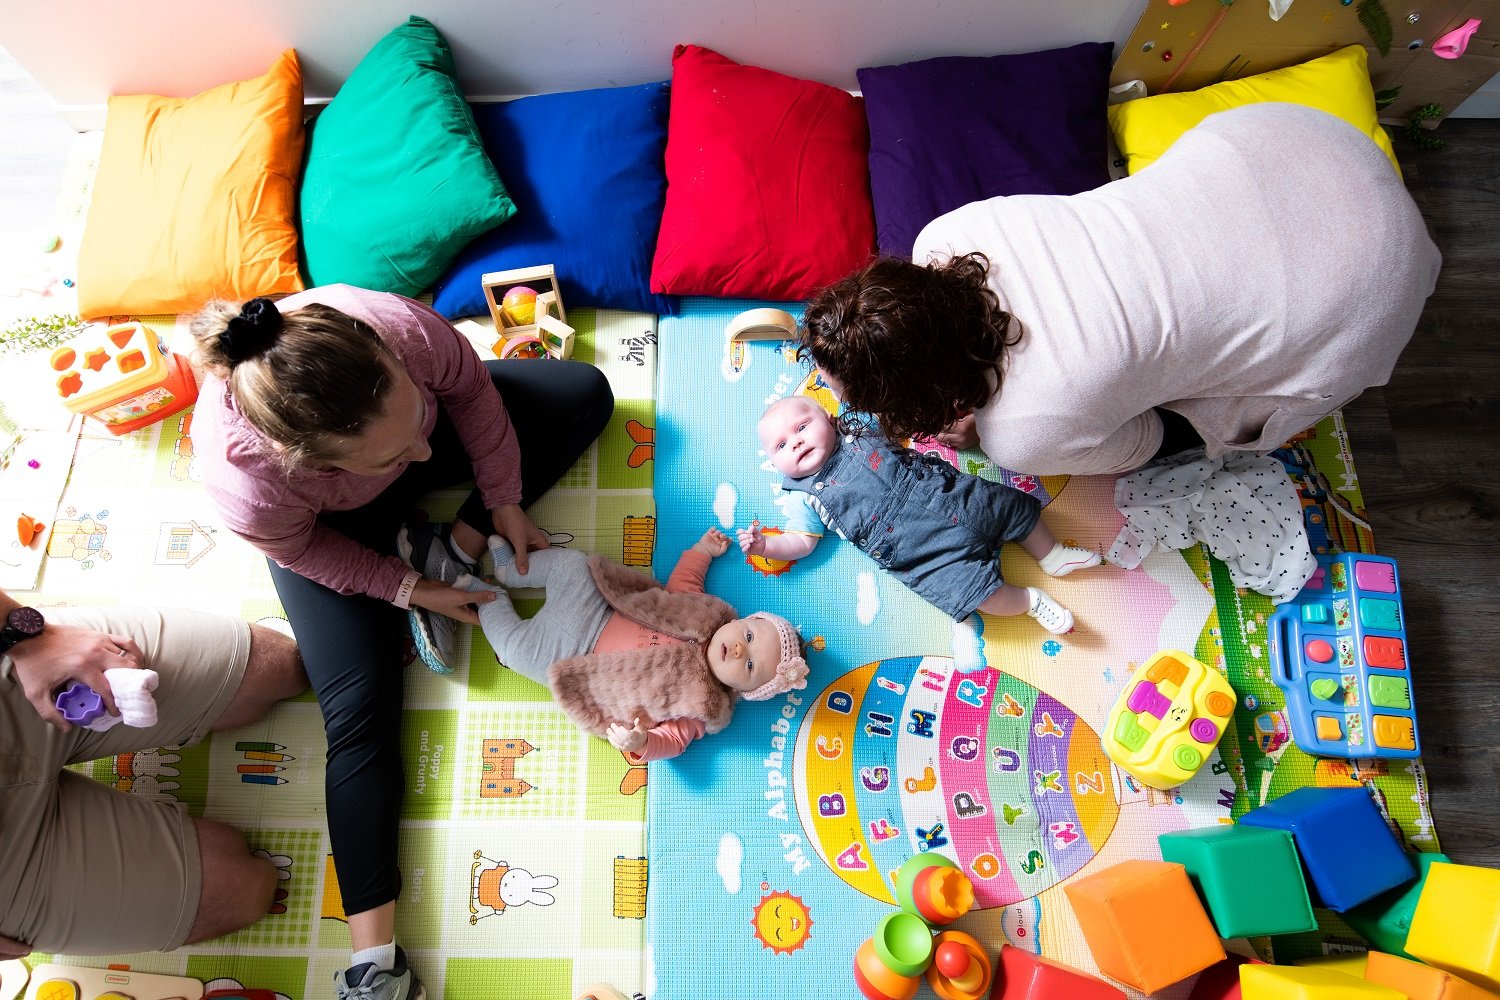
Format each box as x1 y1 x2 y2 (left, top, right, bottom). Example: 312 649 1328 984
193 285 520 602
593 548 714 762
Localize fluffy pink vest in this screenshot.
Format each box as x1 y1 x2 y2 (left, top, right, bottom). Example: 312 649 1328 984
547 555 739 737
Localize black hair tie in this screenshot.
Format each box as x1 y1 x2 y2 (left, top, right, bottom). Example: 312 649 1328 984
219 297 283 364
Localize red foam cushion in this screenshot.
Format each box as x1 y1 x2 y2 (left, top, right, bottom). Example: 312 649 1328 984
650 44 876 300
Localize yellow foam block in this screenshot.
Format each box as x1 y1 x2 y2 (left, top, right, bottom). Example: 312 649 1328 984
1367 950 1500 1000
1407 862 1500 992
1241 964 1406 999
1294 953 1371 978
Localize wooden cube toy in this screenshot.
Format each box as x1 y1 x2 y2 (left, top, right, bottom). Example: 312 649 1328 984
1406 861 1500 992
1365 951 1500 1000
482 264 576 360
1240 787 1415 912
1240 964 1405 999
1158 825 1316 937
1344 851 1451 959
988 945 1125 999
1063 860 1225 995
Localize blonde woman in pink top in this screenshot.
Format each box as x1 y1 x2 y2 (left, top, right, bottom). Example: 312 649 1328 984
191 284 612 995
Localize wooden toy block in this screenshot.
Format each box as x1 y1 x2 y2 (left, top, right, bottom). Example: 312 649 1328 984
1345 851 1452 959
482 264 576 359
1365 951 1500 1000
1159 825 1316 937
22 963 203 1000
1188 955 1264 1000
1406 862 1500 992
1240 787 1416 912
1239 964 1405 999
1063 860 1226 994
989 944 1126 999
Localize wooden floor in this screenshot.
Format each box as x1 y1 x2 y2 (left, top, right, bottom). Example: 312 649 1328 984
3 48 1498 865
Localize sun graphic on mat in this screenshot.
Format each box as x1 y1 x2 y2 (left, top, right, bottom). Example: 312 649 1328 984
751 888 812 955
745 525 796 577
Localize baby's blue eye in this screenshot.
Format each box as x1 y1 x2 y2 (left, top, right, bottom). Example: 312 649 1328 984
776 441 785 450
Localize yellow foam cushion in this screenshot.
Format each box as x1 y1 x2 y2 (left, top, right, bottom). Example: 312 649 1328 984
1241 964 1406 999
77 49 306 319
1107 45 1399 177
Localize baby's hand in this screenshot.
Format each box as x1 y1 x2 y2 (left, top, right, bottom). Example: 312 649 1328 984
693 527 731 558
607 718 649 753
736 521 766 556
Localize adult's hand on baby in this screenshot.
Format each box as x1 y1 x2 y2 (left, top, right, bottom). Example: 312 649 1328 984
694 527 731 557
736 522 767 556
935 411 979 450
492 504 550 575
8 623 139 730
606 718 649 753
411 579 494 625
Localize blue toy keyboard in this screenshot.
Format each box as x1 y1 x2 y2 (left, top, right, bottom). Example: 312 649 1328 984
1268 553 1420 759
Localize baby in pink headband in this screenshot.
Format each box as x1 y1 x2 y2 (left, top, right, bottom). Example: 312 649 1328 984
454 528 809 761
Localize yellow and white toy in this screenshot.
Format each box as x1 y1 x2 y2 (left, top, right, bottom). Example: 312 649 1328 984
1103 650 1236 790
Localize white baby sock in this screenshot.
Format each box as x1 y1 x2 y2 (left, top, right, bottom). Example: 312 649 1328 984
1038 542 1102 577
1025 587 1075 635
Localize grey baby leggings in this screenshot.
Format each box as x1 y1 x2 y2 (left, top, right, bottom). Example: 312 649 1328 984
471 545 613 684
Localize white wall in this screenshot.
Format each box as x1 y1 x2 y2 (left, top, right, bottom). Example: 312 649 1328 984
1 0 1144 126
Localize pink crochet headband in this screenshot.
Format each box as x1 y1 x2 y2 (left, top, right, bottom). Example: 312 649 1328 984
742 612 810 702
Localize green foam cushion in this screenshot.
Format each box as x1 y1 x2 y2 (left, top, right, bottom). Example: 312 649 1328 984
299 15 515 295
1159 825 1316 938
1344 851 1451 959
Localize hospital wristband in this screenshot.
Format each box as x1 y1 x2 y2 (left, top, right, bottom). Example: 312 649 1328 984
392 570 422 609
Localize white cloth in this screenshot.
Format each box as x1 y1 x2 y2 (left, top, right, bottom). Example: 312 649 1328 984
84 667 160 732
914 103 1441 476
1108 453 1316 604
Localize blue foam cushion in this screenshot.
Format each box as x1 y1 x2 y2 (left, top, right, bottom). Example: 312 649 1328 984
1240 787 1416 912
431 81 679 319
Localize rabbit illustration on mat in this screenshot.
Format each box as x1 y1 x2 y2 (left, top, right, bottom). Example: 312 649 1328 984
499 866 558 908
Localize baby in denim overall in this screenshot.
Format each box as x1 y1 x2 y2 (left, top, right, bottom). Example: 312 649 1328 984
738 396 1100 633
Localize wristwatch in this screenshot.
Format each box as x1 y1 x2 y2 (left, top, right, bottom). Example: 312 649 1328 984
0 605 46 654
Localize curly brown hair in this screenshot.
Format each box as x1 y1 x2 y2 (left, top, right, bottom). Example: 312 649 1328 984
190 300 397 470
798 252 1019 441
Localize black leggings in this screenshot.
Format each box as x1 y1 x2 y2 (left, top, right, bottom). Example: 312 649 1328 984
267 359 613 915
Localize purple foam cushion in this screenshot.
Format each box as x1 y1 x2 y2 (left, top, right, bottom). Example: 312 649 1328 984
857 42 1114 257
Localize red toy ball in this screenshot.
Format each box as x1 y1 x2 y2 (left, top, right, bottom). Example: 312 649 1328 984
935 940 971 979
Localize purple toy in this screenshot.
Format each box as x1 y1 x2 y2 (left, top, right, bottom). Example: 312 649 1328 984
54 681 107 725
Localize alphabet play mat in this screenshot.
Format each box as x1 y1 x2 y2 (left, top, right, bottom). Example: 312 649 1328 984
7 293 1439 1000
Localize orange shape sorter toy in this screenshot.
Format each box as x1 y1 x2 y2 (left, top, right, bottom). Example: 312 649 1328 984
1365 951 1500 1000
50 322 198 435
1063 859 1226 995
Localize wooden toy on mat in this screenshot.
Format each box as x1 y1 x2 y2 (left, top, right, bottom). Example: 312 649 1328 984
50 322 198 435
1344 850 1451 959
1405 861 1500 992
1240 787 1416 912
1268 553 1421 758
1062 859 1225 995
1101 649 1235 790
1158 824 1316 937
481 264 576 360
1239 963 1404 999
1364 951 1500 1000
21 964 203 1000
990 945 1126 998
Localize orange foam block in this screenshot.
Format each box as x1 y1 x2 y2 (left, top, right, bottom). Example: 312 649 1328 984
1366 951 1500 1000
989 944 1126 999
1064 860 1225 994
1240 964 1405 999
1406 862 1500 992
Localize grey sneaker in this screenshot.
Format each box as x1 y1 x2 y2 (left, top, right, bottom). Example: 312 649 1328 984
398 521 476 674
334 946 426 999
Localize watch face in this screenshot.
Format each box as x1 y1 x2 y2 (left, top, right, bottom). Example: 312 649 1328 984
6 606 44 637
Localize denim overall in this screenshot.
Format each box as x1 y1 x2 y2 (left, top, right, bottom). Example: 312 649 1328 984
781 434 1042 619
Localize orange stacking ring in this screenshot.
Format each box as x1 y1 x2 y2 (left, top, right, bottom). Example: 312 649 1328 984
854 938 921 1000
